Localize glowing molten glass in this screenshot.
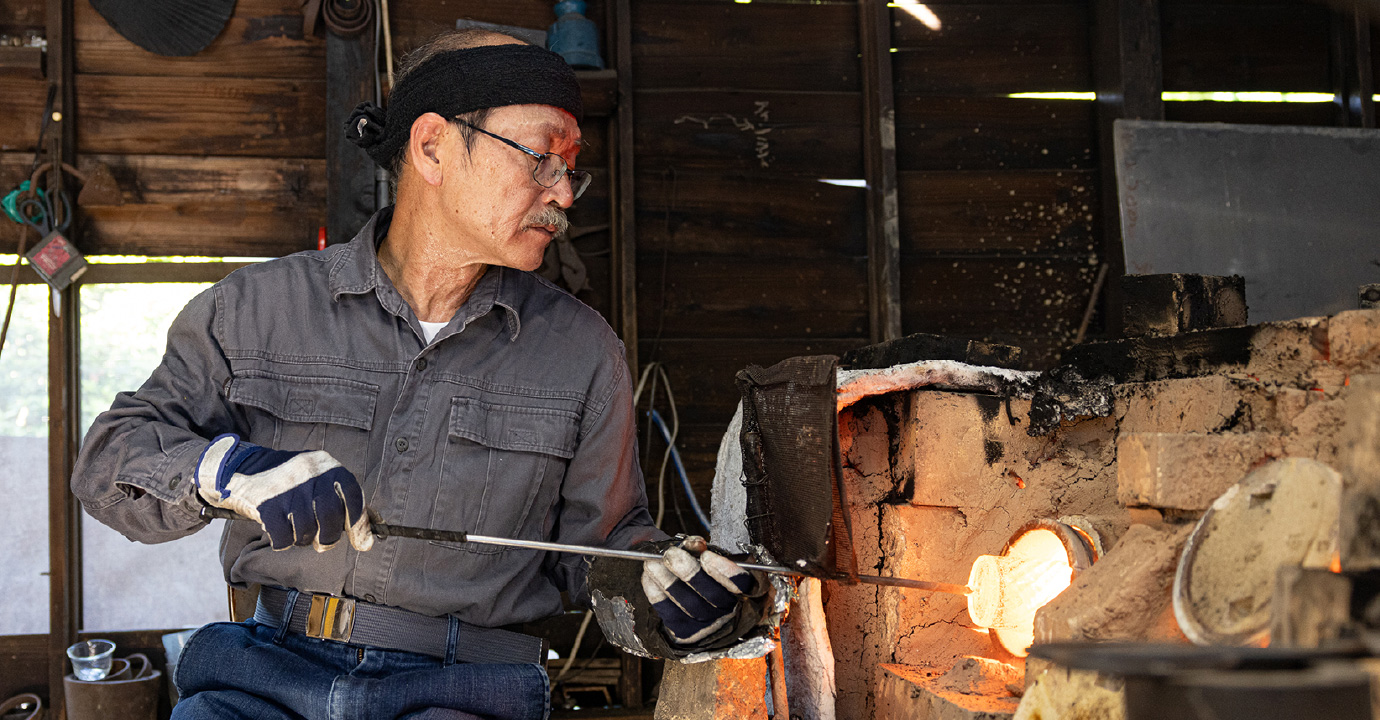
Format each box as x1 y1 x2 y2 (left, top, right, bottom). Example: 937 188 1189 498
966 528 1074 657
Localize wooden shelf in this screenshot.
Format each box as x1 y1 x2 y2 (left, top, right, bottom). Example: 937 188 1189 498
0 46 43 78
577 69 617 117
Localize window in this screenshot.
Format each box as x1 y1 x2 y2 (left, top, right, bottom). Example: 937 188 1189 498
0 283 50 635
78 282 229 631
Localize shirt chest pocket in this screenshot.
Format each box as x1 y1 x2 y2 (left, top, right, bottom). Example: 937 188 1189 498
226 373 379 479
431 396 579 556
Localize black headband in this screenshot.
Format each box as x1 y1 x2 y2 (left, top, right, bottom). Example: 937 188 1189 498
345 44 583 168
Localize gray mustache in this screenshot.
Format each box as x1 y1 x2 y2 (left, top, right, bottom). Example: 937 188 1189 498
529 206 570 236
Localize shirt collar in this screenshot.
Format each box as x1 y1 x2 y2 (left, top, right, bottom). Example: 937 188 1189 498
328 207 523 342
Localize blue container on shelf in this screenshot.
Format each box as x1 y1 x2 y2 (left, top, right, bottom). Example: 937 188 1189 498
547 0 604 70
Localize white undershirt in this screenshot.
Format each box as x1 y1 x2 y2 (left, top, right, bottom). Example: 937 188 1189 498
419 320 447 344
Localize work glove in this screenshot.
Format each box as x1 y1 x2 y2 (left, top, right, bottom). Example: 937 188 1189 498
194 433 374 553
641 536 763 647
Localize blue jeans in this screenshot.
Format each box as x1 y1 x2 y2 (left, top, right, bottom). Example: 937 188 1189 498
171 621 549 720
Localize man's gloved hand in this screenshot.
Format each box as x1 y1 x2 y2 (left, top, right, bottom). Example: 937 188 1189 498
194 433 374 553
641 536 763 647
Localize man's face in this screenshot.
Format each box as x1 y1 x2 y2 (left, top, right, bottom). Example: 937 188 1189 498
439 103 582 272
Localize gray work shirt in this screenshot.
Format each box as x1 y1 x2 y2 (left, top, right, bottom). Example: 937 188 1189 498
72 208 665 627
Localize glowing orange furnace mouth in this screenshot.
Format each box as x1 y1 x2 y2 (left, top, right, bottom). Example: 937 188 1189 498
966 520 1097 657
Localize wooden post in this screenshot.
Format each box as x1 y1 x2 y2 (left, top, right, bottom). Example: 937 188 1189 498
326 31 377 246
1091 0 1163 338
612 0 638 373
1331 6 1376 129
858 0 902 344
618 652 642 710
45 0 80 715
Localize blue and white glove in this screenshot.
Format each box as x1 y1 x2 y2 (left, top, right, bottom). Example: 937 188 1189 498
194 433 374 553
641 536 761 646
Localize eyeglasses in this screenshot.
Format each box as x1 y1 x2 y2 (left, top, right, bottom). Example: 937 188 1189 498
455 119 592 200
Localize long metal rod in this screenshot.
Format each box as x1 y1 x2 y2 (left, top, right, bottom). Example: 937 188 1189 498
199 507 970 595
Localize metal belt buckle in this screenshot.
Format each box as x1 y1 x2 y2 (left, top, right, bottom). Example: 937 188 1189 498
305 595 355 643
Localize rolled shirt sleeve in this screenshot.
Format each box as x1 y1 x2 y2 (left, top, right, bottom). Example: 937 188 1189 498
72 286 233 543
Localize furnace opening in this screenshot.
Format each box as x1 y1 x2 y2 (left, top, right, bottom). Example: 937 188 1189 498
967 520 1097 657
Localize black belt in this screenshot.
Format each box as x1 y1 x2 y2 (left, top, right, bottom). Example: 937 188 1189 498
254 586 546 665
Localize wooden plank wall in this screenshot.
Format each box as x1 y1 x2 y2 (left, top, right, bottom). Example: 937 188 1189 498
0 0 326 257
892 1 1101 368
1162 0 1337 125
630 0 869 535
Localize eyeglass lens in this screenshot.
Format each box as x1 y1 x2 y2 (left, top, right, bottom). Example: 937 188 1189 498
535 155 592 200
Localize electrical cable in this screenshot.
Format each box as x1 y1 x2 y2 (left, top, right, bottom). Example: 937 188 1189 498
0 223 30 362
652 364 678 527
650 408 710 531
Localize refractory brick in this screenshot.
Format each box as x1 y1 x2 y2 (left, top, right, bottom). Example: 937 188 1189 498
1329 309 1380 373
1117 432 1285 510
1114 375 1255 435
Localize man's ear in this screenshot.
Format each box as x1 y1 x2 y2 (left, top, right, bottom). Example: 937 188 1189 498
406 112 450 187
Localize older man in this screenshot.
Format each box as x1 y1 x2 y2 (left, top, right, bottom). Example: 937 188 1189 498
72 30 759 720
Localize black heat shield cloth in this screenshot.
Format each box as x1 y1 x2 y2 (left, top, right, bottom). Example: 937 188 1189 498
736 355 859 581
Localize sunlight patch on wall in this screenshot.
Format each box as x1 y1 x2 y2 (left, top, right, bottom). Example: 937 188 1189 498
890 2 942 31
1007 92 1342 103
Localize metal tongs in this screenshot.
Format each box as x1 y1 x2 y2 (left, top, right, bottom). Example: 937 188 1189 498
199 506 970 594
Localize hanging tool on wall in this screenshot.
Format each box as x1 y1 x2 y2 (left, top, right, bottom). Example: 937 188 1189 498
16 188 84 292
196 505 972 595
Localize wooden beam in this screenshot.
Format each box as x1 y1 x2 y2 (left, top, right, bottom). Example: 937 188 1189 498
326 30 377 246
1332 6 1376 129
859 0 901 343
4 262 251 285
1091 0 1163 339
613 0 637 373
45 0 78 714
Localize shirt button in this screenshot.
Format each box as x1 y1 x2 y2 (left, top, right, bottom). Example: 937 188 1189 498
363 594 376 604
395 437 409 453
169 475 181 490
416 358 428 371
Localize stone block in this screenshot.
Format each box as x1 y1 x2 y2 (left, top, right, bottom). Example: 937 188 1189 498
1114 375 1255 435
875 663 1020 720
1245 317 1332 386
900 392 1028 508
882 505 1002 671
1122 273 1247 337
1339 376 1380 571
1014 666 1124 720
1273 388 1346 465
838 403 897 504
1329 309 1380 373
1033 523 1194 644
1117 431 1284 510
654 657 768 720
901 391 1118 513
